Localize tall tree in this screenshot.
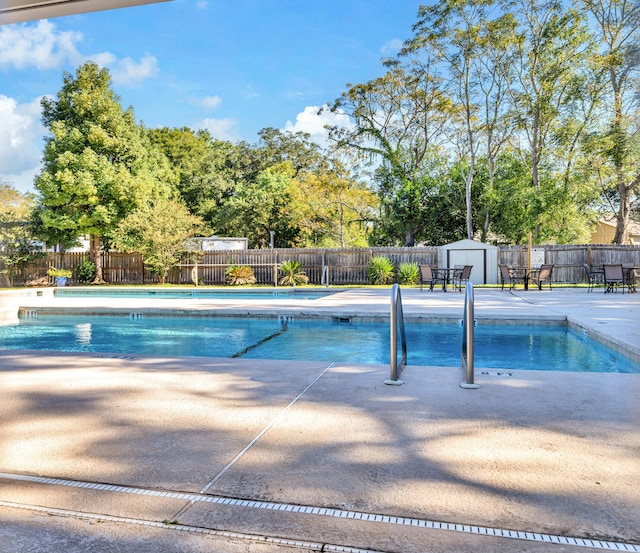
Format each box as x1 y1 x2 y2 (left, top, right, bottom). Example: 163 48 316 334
582 0 640 243
34 62 175 282
327 57 453 246
404 0 499 240
506 0 592 238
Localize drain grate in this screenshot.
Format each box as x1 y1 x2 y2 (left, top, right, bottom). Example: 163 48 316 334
1 472 637 551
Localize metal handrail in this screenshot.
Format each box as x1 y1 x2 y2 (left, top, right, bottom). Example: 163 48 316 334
460 282 479 389
385 283 407 385
321 265 329 287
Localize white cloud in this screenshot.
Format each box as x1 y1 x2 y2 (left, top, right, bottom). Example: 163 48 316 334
0 95 45 193
0 20 158 87
283 104 353 148
196 1 209 8
194 117 240 142
192 95 222 109
0 20 83 70
381 38 403 57
110 55 159 86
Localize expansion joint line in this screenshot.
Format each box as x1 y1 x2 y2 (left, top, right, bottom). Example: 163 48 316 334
173 362 335 518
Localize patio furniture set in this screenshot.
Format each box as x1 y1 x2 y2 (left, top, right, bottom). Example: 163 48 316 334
419 265 472 292
583 263 639 293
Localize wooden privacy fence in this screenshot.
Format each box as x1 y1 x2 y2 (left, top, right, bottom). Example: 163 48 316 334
2 244 639 286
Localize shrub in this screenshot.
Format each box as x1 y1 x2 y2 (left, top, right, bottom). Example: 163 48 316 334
46 266 72 278
397 262 419 285
368 256 395 285
75 260 96 284
225 265 256 286
279 260 309 286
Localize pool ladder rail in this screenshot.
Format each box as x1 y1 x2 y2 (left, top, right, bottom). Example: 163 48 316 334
386 284 407 385
385 282 479 388
460 282 479 389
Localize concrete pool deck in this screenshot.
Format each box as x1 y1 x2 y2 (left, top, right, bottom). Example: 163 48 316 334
0 287 639 552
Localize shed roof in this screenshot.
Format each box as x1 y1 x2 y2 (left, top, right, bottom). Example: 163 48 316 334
439 239 499 251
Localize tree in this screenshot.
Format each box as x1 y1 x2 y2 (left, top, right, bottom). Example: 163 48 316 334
327 57 453 246
582 0 640 243
34 62 175 282
148 127 238 224
0 183 43 286
213 162 302 248
405 1 500 240
113 197 203 284
294 164 377 248
506 0 592 238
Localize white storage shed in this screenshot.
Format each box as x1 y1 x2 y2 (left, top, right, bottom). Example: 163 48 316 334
438 239 499 285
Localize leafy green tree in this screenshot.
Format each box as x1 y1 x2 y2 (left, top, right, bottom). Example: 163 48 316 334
294 163 378 247
506 0 592 238
113 197 203 285
405 0 499 240
327 58 453 246
581 0 640 243
148 127 238 224
257 128 324 176
34 62 176 282
0 183 43 286
213 162 301 248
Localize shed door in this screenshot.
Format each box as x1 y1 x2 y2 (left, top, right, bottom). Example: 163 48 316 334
446 249 486 284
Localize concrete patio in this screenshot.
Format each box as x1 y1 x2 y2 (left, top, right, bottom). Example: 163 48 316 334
0 287 638 552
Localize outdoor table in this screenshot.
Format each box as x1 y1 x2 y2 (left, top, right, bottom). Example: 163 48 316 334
433 267 459 292
510 267 533 291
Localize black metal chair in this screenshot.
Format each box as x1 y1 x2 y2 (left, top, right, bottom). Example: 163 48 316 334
582 263 602 292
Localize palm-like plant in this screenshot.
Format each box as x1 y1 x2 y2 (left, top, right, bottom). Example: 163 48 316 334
279 260 309 286
225 265 257 286
397 262 419 285
368 256 395 285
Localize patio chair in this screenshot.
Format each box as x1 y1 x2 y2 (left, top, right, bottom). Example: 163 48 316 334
530 264 554 291
452 265 472 292
603 264 625 294
499 264 520 290
582 263 602 292
418 264 437 292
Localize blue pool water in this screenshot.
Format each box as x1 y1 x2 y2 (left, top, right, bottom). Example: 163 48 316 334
1 315 638 373
54 288 334 300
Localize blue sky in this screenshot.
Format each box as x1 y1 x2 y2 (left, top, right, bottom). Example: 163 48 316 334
0 0 423 193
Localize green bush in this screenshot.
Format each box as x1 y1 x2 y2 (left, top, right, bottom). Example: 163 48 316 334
279 260 309 286
75 260 96 284
368 256 395 285
397 262 419 285
225 265 256 286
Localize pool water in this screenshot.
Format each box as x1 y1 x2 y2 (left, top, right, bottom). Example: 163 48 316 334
54 288 334 300
1 315 638 373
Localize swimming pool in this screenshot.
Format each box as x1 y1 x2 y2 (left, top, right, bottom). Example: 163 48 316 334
53 288 335 300
2 314 638 373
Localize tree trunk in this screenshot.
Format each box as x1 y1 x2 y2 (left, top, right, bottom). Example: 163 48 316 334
614 184 630 244
89 234 105 284
404 228 417 247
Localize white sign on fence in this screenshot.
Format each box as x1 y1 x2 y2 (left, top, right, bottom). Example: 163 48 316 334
531 248 545 267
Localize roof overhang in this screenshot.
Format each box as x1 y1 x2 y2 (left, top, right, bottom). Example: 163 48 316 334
0 0 172 25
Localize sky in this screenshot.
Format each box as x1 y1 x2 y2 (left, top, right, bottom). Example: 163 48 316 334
0 0 424 193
